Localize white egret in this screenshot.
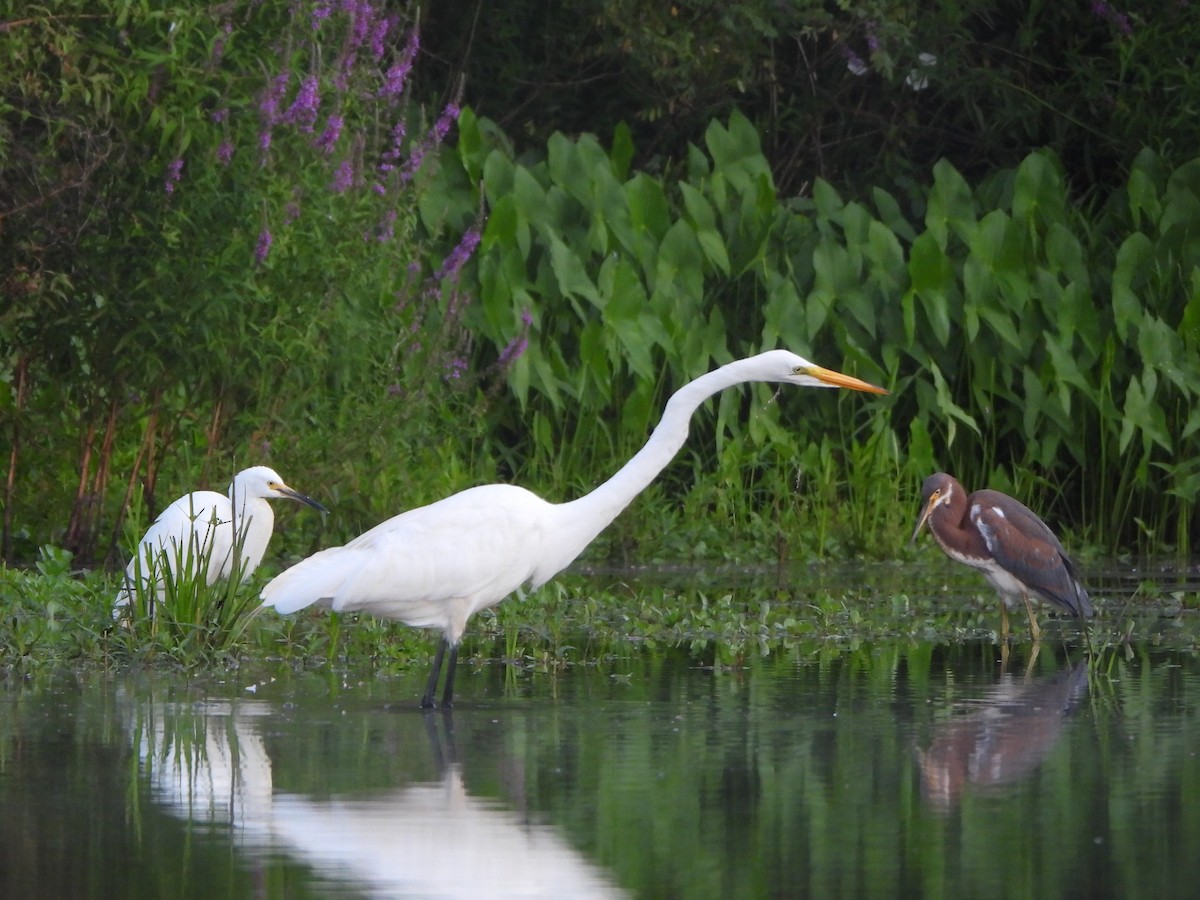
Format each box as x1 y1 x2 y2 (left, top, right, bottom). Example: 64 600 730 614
116 465 328 612
261 350 888 707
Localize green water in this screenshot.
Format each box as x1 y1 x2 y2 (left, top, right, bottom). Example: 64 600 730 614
2 634 1199 899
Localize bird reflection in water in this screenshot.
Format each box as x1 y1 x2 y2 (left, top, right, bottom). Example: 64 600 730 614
132 700 625 898
916 661 1089 812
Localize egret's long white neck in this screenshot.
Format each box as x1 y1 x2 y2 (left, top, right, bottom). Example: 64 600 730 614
557 358 768 546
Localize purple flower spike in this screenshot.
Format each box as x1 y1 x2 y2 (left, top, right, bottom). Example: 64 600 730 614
496 308 533 371
255 229 273 265
315 114 344 153
259 72 290 124
434 227 482 282
285 75 321 131
380 28 420 99
164 157 184 194
332 159 355 193
216 140 234 166
401 102 462 182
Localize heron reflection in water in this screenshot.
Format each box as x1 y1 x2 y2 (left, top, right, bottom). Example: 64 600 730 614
916 661 1089 812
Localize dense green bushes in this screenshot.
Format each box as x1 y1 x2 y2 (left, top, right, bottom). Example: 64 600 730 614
420 1 1200 196
1 1 491 562
4 1 1200 578
430 113 1200 553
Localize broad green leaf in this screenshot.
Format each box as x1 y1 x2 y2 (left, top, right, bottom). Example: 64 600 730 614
926 159 975 249
679 183 731 276
907 231 954 347
1126 165 1161 230
653 220 704 298
548 235 599 306
610 122 634 179
871 186 917 243
1111 232 1152 341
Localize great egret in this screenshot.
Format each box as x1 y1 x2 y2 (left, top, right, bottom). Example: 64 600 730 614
910 472 1093 641
261 350 888 708
116 465 328 612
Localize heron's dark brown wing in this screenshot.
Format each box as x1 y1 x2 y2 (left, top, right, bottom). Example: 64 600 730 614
969 491 1092 616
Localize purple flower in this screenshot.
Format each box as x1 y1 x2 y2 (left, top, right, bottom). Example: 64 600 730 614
1091 1 1133 33
443 356 468 382
255 229 273 265
842 44 867 77
434 227 481 282
432 103 460 142
377 209 397 242
315 114 344 153
496 334 528 370
369 14 392 60
311 3 332 30
866 23 879 53
401 102 461 182
496 308 532 370
284 201 302 225
211 107 229 123
216 140 234 166
164 157 183 194
284 75 320 131
332 159 355 193
259 72 290 123
380 28 420 98
259 129 273 154
382 120 406 162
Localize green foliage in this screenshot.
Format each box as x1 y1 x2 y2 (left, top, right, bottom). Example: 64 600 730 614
435 109 1200 554
6 0 1200 573
420 1 1200 195
429 108 890 560
0 1 488 561
113 513 260 663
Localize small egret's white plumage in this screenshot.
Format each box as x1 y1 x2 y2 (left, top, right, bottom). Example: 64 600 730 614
116 465 327 611
261 350 888 708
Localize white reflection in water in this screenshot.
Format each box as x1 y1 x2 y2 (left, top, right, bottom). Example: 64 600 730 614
135 701 623 899
916 662 1089 812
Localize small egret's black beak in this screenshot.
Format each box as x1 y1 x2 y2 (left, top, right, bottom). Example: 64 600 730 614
278 484 329 515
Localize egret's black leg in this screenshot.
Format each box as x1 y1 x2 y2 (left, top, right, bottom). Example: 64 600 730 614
421 638 448 709
440 642 459 708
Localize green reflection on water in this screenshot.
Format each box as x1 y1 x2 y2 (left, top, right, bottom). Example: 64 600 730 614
2 640 1199 899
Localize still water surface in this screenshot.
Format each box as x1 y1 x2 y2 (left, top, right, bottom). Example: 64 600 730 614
2 568 1199 899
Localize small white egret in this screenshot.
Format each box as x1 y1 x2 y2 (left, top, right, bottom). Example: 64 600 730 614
116 465 328 612
261 351 888 707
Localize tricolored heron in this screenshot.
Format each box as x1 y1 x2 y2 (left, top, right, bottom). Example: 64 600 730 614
910 472 1093 641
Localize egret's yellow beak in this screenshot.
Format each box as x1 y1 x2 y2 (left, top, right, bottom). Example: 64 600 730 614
803 365 889 395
